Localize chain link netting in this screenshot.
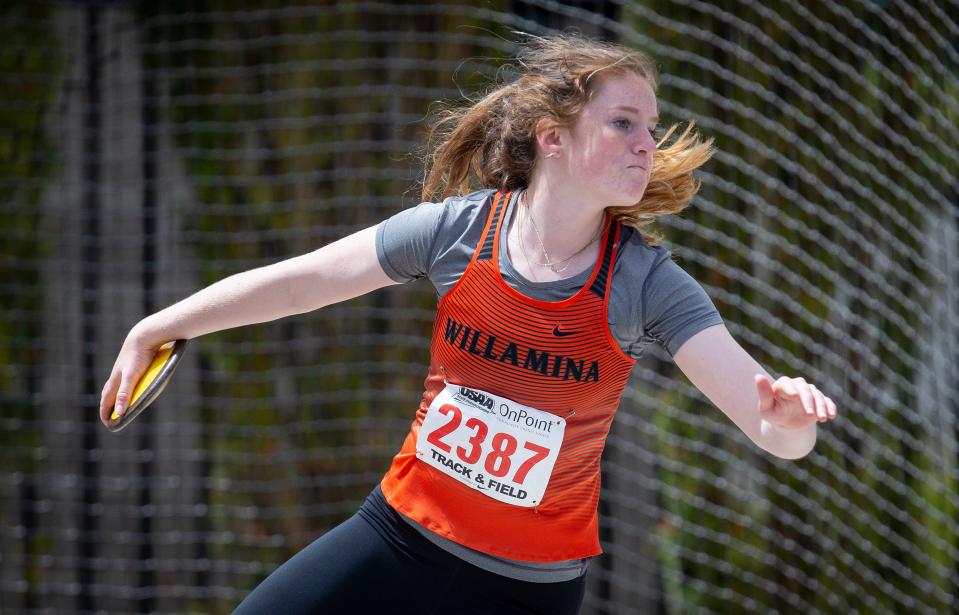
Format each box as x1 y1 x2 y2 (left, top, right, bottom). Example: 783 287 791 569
1 1 957 613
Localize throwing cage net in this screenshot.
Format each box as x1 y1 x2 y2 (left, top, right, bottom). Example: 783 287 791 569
2 1 957 613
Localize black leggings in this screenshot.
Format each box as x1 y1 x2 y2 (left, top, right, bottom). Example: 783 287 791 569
231 491 586 615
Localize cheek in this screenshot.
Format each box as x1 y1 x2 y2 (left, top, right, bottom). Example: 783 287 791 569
570 126 614 170
575 141 616 175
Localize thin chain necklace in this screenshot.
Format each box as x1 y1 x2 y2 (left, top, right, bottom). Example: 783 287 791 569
519 191 606 274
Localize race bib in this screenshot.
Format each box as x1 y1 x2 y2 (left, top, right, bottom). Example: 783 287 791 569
416 383 566 507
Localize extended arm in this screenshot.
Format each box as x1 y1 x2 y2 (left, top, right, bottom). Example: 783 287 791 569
132 225 395 341
672 324 837 460
99 224 398 424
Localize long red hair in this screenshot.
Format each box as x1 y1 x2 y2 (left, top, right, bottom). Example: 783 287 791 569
420 33 714 245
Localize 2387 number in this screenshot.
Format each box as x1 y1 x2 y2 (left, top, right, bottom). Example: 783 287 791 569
425 404 550 484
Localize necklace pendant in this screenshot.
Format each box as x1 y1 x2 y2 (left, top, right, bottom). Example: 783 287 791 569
519 190 605 276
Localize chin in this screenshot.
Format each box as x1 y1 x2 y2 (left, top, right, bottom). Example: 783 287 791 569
596 184 648 209
630 183 650 203
618 189 648 207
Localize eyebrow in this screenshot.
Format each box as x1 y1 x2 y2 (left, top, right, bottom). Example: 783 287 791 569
613 105 658 123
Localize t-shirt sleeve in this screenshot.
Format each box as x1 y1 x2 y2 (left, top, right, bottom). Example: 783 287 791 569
643 255 725 356
375 201 448 283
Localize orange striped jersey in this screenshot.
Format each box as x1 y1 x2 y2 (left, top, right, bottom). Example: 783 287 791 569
381 189 636 562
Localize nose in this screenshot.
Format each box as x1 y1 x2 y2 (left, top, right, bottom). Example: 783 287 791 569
633 130 656 154
632 132 655 164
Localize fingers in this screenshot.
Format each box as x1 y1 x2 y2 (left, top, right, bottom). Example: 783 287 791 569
754 374 775 411
809 385 827 422
100 368 136 425
774 376 838 423
804 383 838 422
99 342 153 427
775 376 815 418
112 374 134 420
810 385 838 422
821 388 837 420
99 371 120 425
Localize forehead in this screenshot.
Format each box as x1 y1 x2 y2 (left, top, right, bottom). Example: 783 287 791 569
586 73 657 116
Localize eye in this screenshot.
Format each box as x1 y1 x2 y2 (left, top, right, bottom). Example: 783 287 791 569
613 118 631 130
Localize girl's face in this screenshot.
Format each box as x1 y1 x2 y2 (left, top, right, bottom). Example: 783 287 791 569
563 72 659 208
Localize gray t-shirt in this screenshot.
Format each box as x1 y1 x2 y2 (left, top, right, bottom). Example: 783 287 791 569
374 188 724 582
376 188 724 358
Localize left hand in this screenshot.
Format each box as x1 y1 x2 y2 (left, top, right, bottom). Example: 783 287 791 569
756 375 838 430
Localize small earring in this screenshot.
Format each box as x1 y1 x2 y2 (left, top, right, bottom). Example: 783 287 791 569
545 152 557 159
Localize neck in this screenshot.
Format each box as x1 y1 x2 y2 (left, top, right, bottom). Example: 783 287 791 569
519 185 607 261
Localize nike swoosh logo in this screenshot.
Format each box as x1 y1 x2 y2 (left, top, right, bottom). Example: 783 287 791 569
553 326 580 337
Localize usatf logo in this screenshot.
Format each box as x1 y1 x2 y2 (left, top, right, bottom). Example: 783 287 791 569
458 387 495 409
443 317 600 383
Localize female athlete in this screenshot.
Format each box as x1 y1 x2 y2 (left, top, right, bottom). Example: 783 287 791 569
99 34 838 615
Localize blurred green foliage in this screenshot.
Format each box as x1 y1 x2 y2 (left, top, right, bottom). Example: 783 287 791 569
139 1 510 607
0 4 58 473
627 1 958 613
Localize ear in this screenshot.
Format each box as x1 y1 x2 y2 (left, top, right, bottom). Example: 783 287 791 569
534 117 566 158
